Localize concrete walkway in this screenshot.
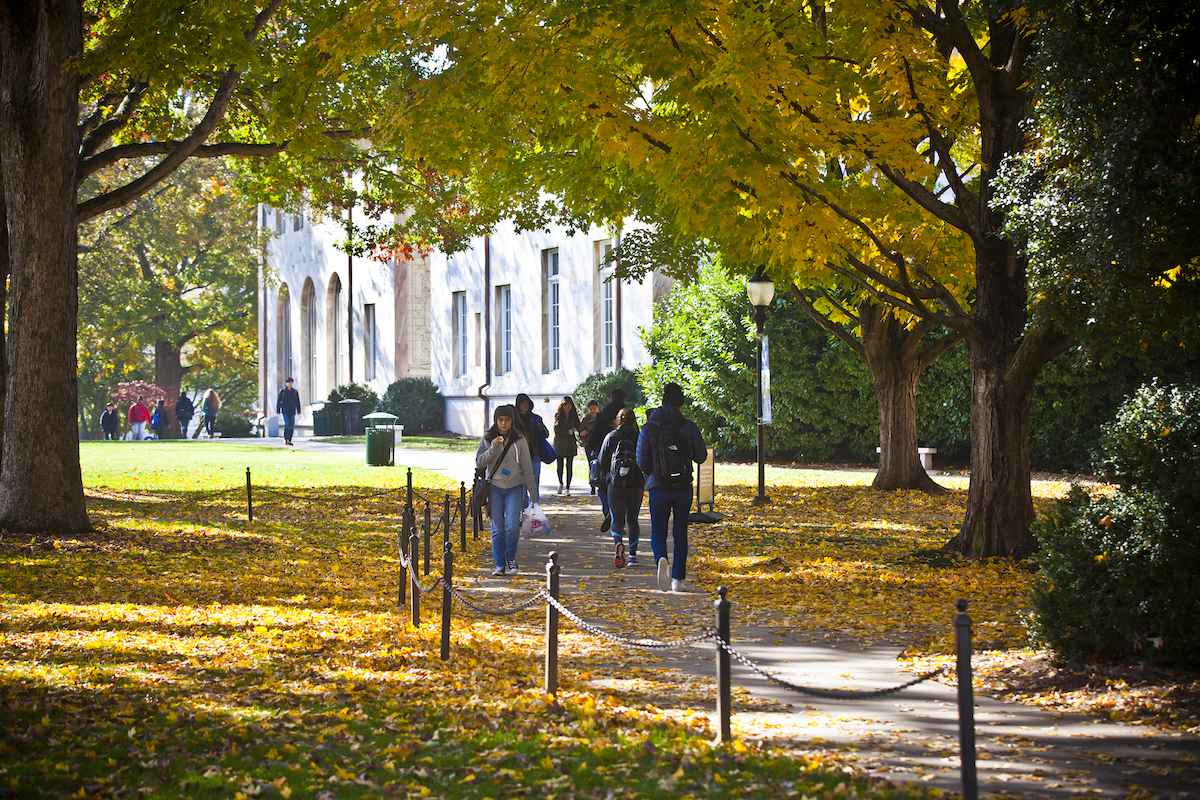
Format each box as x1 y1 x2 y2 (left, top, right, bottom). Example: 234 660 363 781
231 438 1200 798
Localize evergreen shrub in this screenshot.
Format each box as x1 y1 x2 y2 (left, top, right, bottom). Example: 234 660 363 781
328 383 379 416
572 367 645 413
1030 384 1200 667
213 410 253 438
378 378 444 433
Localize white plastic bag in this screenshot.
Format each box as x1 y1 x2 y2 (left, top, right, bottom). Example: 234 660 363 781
521 503 551 538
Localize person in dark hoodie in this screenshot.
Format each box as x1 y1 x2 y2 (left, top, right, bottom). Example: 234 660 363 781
515 393 550 504
586 387 626 532
636 382 706 593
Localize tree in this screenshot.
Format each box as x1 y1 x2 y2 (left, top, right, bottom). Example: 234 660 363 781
78 160 260 436
368 0 1067 555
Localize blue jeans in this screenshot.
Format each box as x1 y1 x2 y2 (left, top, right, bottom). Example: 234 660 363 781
282 413 296 441
649 486 693 581
608 483 644 553
490 483 525 568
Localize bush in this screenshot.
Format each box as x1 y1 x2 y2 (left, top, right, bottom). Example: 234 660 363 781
378 378 444 433
213 410 253 438
1030 384 1200 667
572 367 645 413
328 383 379 416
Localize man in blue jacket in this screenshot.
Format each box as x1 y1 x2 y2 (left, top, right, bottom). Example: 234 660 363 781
276 377 302 445
637 382 707 593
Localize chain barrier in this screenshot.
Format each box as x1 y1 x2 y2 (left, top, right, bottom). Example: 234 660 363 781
447 585 549 617
716 637 946 700
544 594 719 650
410 570 443 595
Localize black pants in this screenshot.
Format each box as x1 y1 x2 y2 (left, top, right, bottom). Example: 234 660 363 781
607 482 644 551
556 456 574 488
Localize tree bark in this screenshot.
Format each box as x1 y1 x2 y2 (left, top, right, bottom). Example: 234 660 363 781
0 164 9 469
0 0 91 534
154 337 186 438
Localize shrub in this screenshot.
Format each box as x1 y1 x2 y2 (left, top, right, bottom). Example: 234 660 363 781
378 378 444 433
572 367 645 413
328 383 379 416
213 410 253 438
1030 384 1200 667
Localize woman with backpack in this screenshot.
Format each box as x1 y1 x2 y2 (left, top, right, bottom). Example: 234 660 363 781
596 408 643 568
476 405 540 576
515 393 550 502
552 396 583 495
199 389 221 438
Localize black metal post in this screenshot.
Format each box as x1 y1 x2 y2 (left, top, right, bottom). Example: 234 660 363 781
751 311 769 507
423 502 431 575
442 494 451 549
409 532 420 628
406 468 413 509
246 467 253 521
714 586 732 743
473 498 481 540
955 599 978 800
545 552 560 696
459 483 467 552
397 527 407 606
441 542 453 660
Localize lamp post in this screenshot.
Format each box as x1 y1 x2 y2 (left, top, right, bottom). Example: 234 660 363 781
746 268 775 506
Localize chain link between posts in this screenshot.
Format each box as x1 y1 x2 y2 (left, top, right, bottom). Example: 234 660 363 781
544 594 719 650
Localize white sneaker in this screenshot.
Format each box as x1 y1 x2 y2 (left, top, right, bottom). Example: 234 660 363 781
491 566 505 576
507 560 519 575
657 557 671 592
671 579 688 593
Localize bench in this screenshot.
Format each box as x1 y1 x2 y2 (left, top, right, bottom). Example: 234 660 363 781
877 447 937 471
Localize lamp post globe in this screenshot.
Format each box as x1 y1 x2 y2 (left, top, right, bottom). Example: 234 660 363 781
746 269 774 507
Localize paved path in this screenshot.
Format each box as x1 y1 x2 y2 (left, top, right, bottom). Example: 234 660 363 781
229 439 1200 798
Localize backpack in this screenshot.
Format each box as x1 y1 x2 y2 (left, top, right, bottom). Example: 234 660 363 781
609 437 642 488
653 419 692 491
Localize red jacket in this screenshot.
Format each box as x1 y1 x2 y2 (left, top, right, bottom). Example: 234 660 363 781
128 403 151 424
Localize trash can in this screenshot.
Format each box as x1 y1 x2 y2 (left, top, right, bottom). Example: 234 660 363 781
311 402 332 437
363 412 399 466
338 399 363 436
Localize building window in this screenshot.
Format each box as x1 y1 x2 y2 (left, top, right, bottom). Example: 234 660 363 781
302 279 317 402
328 274 344 388
277 284 293 389
364 303 377 381
293 211 304 231
275 209 284 235
600 242 615 370
496 285 512 375
543 249 561 373
474 312 482 366
452 292 467 377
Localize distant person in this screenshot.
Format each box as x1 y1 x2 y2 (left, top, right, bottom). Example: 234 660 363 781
276 377 301 446
552 396 583 495
515 393 549 502
174 393 195 438
127 396 151 441
151 399 167 440
587 388 627 532
475 404 540 576
100 403 120 440
637 382 706 593
597 408 643 568
578 399 600 495
198 389 221 438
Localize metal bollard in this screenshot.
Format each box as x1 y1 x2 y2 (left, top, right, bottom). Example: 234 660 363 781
406 468 413 509
442 494 451 549
245 468 253 522
409 531 420 629
423 502 431 576
955 599 978 800
397 529 407 606
714 586 732 744
545 552 560 696
441 542 452 660
459 483 467 552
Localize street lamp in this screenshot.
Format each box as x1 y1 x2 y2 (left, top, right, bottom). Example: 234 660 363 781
746 268 775 506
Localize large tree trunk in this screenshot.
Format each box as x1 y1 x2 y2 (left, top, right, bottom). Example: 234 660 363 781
862 309 947 493
154 337 186 437
0 166 9 468
0 1 91 534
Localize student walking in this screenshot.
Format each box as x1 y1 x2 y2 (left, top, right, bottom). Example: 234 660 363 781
276 377 302 445
587 388 627 531
578 399 601 495
475 405 540 576
198 389 221 438
100 403 120 440
151 399 167 440
515 393 550 501
552 396 583 495
127 396 151 441
637 382 706 593
597 408 643 568
174 393 195 438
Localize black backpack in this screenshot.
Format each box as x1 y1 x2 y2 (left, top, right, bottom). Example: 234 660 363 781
609 437 642 488
653 419 692 491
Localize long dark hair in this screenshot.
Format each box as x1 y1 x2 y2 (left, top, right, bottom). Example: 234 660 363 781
614 407 638 431
555 396 579 427
485 404 526 443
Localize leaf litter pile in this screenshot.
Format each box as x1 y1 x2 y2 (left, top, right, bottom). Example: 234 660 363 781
1 445 1196 799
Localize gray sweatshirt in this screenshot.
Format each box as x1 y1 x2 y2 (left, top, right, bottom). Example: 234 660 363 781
475 434 540 501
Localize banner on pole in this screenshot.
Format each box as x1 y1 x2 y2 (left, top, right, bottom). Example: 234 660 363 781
761 335 772 425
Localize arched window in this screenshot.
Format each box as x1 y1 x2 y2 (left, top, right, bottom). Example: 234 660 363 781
301 278 318 403
276 284 293 390
327 273 344 389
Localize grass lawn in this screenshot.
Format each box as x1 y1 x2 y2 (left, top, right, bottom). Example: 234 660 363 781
312 435 479 453
1 442 942 800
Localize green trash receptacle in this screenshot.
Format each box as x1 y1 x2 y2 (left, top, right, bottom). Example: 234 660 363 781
363 412 398 466
311 402 331 437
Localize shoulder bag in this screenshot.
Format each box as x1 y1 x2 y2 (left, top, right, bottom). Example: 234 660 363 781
471 437 515 512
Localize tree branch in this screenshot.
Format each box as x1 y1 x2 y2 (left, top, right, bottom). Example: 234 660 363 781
79 81 150 159
789 283 866 358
